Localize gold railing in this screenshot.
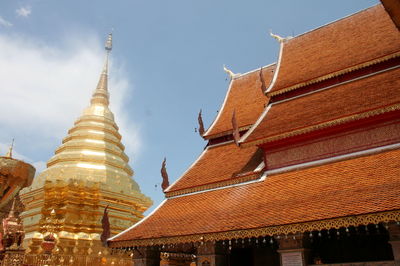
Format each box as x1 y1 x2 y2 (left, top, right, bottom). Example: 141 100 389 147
0 253 132 266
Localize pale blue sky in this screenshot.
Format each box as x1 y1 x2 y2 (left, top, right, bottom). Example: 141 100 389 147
0 0 379 213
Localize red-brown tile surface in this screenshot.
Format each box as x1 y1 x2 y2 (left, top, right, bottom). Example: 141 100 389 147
111 149 400 242
269 5 400 94
204 65 275 138
166 142 262 192
245 67 400 145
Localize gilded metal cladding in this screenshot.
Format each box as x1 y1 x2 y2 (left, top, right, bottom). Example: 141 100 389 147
19 40 152 256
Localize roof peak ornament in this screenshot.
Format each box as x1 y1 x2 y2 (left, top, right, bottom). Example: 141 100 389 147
269 30 292 43
161 158 170 192
259 67 267 94
5 139 14 158
197 109 205 137
231 110 240 146
223 65 239 80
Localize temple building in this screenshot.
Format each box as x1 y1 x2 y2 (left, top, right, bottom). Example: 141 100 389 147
19 34 152 262
0 145 35 234
109 4 400 266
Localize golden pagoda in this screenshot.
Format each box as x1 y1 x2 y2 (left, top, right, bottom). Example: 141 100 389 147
19 34 152 257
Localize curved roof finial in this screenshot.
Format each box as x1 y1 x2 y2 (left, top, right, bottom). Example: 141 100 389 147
269 30 292 43
223 65 237 80
5 138 14 158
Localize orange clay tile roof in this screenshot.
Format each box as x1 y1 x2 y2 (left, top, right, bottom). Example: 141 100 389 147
203 64 275 139
110 148 400 243
267 4 400 96
242 66 400 146
166 142 262 193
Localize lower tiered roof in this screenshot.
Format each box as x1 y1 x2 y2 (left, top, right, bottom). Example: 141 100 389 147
109 148 400 247
166 142 263 196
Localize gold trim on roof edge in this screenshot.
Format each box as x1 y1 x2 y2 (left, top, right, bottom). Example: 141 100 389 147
108 210 400 247
165 172 261 198
267 51 400 97
241 103 400 148
204 125 253 140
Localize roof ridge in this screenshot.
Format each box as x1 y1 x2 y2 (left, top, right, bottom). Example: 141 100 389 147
164 147 209 193
235 62 276 80
203 79 234 137
288 4 380 42
204 64 275 139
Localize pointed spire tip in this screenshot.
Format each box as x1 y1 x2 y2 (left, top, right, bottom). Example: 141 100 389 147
5 138 14 158
8 198 16 218
105 33 112 52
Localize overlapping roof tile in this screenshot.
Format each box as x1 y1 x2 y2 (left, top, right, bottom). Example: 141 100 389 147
110 148 400 243
204 65 275 139
166 142 262 194
267 4 400 96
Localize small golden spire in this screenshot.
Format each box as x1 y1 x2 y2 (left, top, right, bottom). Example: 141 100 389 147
8 198 16 218
5 138 14 158
102 33 112 74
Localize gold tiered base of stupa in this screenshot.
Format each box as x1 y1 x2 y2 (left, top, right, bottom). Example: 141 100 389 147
21 179 149 256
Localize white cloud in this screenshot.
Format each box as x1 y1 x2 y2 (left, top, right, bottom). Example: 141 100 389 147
16 6 32 17
0 32 141 173
0 16 12 27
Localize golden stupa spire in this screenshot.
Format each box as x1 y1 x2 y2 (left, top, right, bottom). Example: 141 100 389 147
5 139 14 158
20 33 152 258
41 32 135 180
91 33 112 106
